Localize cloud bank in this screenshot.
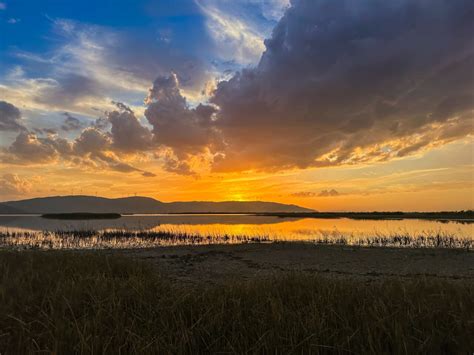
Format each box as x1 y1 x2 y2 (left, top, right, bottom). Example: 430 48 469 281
2 0 473 177
1 102 155 177
206 0 474 172
142 0 473 174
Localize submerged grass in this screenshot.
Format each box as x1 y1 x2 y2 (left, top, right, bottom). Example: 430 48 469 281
0 250 473 353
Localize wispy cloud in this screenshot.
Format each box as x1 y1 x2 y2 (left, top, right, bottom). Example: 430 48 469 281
196 0 288 65
291 189 341 198
2 17 213 120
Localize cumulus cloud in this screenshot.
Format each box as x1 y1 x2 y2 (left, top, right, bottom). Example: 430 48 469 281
0 101 24 131
68 127 154 175
6 132 63 163
0 100 157 176
72 127 110 155
2 127 155 177
144 73 221 170
107 102 153 152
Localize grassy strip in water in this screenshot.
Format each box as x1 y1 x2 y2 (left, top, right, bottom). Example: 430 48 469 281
0 230 471 249
0 250 473 353
257 210 474 221
0 230 269 249
41 213 122 220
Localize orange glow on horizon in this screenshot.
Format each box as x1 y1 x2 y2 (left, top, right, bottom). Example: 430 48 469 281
1 140 472 212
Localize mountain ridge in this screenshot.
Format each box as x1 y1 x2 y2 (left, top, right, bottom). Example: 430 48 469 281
0 195 313 214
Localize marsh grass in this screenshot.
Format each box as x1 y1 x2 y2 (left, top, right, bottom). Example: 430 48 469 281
0 228 471 250
0 250 472 353
0 230 270 249
313 232 473 250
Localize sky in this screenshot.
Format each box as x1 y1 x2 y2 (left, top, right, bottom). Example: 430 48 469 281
0 0 473 211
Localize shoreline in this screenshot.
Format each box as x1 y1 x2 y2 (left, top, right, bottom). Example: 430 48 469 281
0 211 472 222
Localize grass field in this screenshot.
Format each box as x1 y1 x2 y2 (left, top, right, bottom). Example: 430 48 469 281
0 250 472 353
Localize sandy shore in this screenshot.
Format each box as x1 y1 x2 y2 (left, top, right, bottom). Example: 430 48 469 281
111 242 474 284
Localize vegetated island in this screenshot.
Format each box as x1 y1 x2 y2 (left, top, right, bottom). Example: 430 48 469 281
255 210 474 221
41 213 122 220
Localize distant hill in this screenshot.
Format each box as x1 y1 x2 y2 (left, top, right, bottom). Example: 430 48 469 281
0 204 25 214
0 196 313 214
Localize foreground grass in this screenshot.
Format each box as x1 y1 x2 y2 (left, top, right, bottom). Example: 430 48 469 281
0 251 472 353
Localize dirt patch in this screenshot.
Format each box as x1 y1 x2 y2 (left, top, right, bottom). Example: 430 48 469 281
111 242 474 284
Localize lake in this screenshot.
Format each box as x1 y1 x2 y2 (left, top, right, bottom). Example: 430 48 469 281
0 214 472 249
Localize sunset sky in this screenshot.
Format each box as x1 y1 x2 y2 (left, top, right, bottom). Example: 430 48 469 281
0 0 473 211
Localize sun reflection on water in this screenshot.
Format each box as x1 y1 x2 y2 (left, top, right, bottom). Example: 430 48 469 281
0 215 471 250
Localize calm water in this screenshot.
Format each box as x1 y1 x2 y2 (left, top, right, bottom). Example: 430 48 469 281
0 214 472 249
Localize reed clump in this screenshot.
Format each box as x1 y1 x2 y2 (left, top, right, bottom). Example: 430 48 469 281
313 232 473 250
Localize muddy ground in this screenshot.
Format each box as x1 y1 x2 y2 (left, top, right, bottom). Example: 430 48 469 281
111 243 474 284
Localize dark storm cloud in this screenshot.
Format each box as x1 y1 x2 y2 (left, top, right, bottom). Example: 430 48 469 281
0 101 24 131
136 0 473 173
199 0 473 172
